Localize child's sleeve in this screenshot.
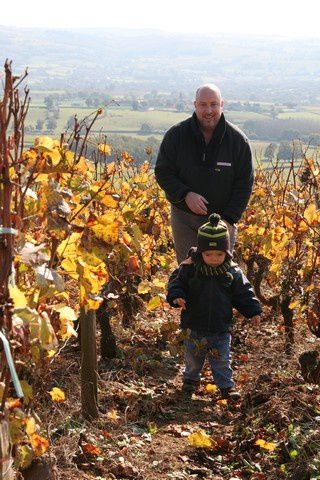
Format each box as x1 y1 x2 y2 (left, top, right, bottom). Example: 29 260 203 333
166 264 191 308
231 267 262 318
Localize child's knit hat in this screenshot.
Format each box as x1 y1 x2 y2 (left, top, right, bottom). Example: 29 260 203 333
197 213 232 257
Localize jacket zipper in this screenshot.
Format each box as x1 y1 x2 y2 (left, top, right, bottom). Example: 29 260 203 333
202 150 206 162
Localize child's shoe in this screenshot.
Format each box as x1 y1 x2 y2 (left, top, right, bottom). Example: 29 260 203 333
182 379 200 393
219 387 241 401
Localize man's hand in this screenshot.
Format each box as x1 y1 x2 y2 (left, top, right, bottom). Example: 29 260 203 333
173 298 187 310
251 315 261 327
185 192 208 215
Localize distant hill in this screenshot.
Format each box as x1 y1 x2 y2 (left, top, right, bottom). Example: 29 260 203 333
1 26 320 102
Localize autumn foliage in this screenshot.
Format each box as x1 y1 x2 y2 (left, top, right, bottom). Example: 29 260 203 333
1 62 320 474
0 62 174 471
239 156 320 351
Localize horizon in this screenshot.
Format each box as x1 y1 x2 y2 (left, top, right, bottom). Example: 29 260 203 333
2 0 320 39
1 24 320 42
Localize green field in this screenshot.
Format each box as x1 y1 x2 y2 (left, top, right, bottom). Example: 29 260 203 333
24 101 275 159
26 103 273 137
24 96 320 162
278 110 320 120
226 110 270 122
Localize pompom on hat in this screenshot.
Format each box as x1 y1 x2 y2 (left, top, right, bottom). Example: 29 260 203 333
197 213 232 257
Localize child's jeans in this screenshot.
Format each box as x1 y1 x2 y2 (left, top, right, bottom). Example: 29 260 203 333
183 330 234 389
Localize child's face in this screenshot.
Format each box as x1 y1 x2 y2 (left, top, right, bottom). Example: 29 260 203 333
201 250 226 267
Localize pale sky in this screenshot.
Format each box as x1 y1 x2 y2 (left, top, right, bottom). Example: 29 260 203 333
1 0 320 38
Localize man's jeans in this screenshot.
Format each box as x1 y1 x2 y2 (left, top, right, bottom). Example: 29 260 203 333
171 205 238 264
183 331 234 389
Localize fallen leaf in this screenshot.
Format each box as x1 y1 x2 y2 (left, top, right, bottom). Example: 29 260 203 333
147 295 162 311
83 443 101 456
206 384 218 393
148 422 158 434
255 438 277 451
217 399 228 406
49 387 66 403
188 429 217 449
107 409 120 422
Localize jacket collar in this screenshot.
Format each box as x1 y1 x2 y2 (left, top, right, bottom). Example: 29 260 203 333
191 112 226 146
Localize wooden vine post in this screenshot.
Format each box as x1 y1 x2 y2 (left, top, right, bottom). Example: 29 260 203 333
80 308 99 419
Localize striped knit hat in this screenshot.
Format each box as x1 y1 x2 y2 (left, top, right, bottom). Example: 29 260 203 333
197 213 232 257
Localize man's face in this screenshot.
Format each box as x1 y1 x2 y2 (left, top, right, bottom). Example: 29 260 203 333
194 88 223 131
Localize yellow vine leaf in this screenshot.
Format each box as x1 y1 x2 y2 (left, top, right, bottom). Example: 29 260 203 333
9 286 27 308
40 312 58 350
57 233 81 257
34 173 50 183
17 307 57 352
91 213 119 244
76 156 94 176
49 387 66 403
61 257 79 279
60 319 78 340
188 429 217 449
152 278 166 289
55 305 77 321
255 438 277 451
138 280 151 295
46 149 62 167
148 422 158 434
106 161 116 175
100 194 118 208
98 143 112 155
29 434 49 457
254 187 266 197
304 204 317 224
25 417 37 436
34 136 56 152
206 384 218 393
133 173 149 184
147 295 162 311
289 300 299 310
47 350 56 358
9 416 25 444
122 231 132 246
54 305 78 340
306 285 315 292
20 381 33 404
107 409 120 422
17 444 34 470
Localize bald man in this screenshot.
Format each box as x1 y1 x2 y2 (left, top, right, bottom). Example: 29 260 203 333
155 84 254 263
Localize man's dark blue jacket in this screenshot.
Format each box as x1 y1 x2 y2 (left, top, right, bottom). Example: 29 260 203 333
155 112 253 224
167 262 262 334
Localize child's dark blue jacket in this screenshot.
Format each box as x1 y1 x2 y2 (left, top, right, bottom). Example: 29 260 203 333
167 260 262 334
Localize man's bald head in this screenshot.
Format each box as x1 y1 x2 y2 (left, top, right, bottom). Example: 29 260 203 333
194 84 224 132
195 84 222 102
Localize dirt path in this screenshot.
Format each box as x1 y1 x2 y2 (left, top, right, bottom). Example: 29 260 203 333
26 313 320 480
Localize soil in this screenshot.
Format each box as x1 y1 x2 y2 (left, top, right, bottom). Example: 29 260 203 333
21 310 320 480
